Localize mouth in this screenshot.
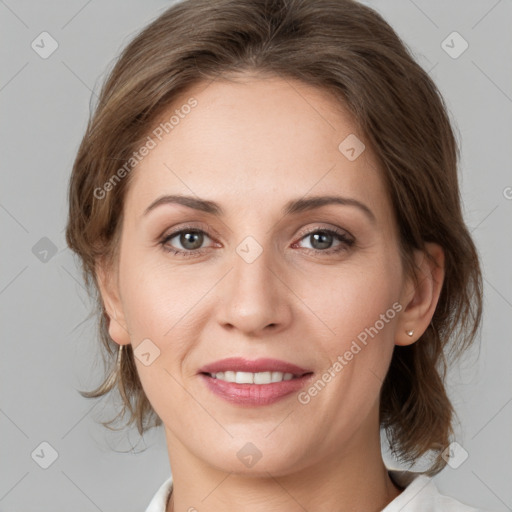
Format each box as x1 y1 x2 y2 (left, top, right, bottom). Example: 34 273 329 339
197 357 315 406
201 370 311 384
199 371 314 406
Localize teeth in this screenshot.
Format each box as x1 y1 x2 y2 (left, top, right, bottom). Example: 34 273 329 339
209 371 297 384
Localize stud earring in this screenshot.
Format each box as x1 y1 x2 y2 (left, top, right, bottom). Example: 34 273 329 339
406 329 414 337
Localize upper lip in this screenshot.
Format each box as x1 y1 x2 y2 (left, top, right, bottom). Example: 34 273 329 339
199 357 312 376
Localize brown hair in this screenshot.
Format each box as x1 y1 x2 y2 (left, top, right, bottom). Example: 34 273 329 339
65 0 482 475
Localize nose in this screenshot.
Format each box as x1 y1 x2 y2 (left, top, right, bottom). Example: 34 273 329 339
216 244 293 336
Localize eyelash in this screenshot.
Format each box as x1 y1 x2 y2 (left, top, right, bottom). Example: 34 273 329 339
159 224 355 258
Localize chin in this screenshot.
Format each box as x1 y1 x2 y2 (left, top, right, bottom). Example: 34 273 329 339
195 436 309 477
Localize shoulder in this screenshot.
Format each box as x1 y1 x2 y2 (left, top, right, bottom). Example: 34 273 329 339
384 469 493 512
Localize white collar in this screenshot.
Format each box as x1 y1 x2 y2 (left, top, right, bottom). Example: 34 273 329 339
145 468 484 512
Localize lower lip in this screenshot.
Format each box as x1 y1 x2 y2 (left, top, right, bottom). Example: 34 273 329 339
199 373 313 406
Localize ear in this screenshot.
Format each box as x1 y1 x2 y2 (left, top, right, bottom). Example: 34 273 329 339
395 242 445 346
95 257 131 346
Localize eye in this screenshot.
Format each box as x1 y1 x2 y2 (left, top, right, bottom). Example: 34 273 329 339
159 226 355 258
160 227 215 257
293 228 354 255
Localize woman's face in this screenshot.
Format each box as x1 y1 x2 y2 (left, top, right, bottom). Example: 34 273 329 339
103 74 413 475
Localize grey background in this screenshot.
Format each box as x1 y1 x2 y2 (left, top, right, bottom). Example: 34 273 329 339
1 1 511 511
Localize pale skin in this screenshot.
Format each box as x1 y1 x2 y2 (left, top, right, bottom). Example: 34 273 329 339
97 73 445 512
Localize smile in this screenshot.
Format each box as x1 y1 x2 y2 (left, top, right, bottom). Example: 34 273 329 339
206 370 301 384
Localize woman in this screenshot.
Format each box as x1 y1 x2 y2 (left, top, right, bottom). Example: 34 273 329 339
65 0 488 510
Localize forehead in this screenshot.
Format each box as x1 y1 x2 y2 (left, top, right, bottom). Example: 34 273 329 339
124 74 389 220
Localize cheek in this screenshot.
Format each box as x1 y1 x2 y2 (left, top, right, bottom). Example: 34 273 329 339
119 259 197 408
308 263 400 329
119 250 211 373
120 238 188 322
305 260 402 370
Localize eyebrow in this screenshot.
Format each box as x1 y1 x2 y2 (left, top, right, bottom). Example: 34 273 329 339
143 194 376 223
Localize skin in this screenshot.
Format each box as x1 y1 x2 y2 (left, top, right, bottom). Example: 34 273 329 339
97 73 445 512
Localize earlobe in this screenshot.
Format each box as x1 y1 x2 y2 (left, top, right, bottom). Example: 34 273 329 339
395 243 445 346
95 259 131 346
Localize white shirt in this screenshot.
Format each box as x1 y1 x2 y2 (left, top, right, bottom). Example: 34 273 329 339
145 468 489 512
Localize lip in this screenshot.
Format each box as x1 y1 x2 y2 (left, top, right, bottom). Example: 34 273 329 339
199 373 314 406
198 357 314 406
198 357 311 375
